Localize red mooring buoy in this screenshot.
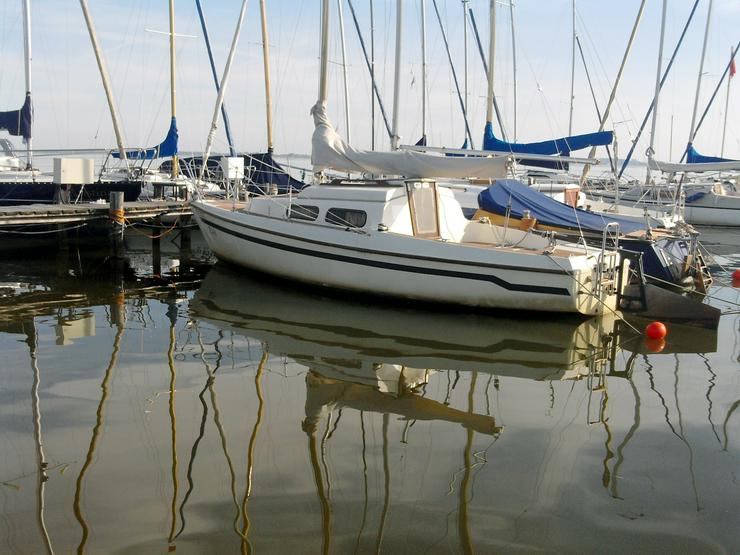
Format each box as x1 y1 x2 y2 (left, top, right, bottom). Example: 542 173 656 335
733 269 740 284
645 321 668 340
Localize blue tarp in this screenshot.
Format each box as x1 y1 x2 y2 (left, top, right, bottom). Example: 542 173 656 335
244 151 306 191
482 122 613 156
482 122 613 170
477 179 647 235
686 144 737 164
112 117 178 160
0 93 32 142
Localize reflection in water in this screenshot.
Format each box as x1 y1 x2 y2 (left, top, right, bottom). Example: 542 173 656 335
28 322 54 555
73 299 124 555
1 254 739 552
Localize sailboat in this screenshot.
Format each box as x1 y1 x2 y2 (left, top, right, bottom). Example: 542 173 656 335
191 0 627 317
0 0 140 205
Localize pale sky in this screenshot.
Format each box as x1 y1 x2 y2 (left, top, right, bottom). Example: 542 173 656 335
1 0 739 180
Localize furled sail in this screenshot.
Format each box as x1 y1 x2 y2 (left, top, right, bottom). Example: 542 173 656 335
649 144 740 172
311 102 509 179
482 122 613 169
0 93 32 142
112 117 178 159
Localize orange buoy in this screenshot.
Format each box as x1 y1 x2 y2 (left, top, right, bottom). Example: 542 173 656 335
733 269 740 286
645 337 666 353
645 321 667 340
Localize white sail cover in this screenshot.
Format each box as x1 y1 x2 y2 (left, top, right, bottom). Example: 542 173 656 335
648 157 740 173
310 102 510 179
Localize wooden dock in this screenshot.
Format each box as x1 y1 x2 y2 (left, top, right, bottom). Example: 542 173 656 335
0 200 191 227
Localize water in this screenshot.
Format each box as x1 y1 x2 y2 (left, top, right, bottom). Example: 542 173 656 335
0 230 739 554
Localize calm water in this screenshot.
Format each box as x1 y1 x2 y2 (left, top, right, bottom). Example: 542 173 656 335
1 230 739 554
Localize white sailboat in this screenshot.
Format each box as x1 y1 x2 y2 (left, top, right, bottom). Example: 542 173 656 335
190 0 626 317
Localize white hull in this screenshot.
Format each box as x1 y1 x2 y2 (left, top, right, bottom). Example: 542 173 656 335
683 192 740 226
192 197 617 316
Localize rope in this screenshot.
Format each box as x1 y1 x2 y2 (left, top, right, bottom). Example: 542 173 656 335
109 207 125 225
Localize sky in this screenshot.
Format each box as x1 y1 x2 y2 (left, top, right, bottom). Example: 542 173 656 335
1 0 739 180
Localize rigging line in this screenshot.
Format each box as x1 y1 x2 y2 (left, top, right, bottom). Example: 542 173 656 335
194 0 236 156
682 41 740 158
430 0 474 147
346 0 393 141
618 0 702 178
575 35 615 173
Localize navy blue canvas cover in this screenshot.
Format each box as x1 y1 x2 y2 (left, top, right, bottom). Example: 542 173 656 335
0 93 32 142
686 144 737 164
477 179 647 235
113 117 178 160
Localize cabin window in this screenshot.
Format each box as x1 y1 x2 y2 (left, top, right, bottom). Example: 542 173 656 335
326 208 367 228
406 181 440 238
287 204 319 221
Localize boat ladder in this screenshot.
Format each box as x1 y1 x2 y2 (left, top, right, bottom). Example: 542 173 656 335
595 222 620 299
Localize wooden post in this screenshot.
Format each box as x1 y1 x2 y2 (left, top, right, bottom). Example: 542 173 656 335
109 191 125 261
152 217 162 277
179 217 192 275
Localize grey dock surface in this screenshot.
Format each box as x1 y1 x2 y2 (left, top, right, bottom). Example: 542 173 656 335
0 200 191 227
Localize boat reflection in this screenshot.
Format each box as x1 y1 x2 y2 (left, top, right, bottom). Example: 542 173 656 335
190 264 622 383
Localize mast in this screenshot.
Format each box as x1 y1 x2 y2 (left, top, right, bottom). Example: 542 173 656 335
337 0 351 144
463 0 469 141
509 0 517 141
646 0 668 184
421 0 428 143
194 0 236 156
22 0 32 169
391 0 402 150
78 0 128 165
370 0 375 149
720 47 735 158
568 0 576 136
686 0 714 152
259 0 274 152
319 0 330 104
168 0 178 178
200 0 250 178
485 0 496 126
579 0 646 186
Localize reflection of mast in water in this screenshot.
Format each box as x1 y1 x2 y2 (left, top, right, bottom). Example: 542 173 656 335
27 321 55 555
175 328 234 540
303 406 332 555
375 413 390 555
458 372 477 555
353 411 369 555
240 351 268 555
73 296 125 554
166 301 179 548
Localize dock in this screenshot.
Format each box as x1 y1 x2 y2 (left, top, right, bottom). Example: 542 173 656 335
0 199 191 228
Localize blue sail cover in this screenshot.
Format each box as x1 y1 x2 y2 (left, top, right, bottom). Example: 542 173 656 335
477 179 647 235
686 144 737 164
0 93 32 142
112 117 179 159
244 151 306 192
482 122 613 169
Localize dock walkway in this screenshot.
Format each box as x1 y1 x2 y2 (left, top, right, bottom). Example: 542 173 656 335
0 200 191 228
